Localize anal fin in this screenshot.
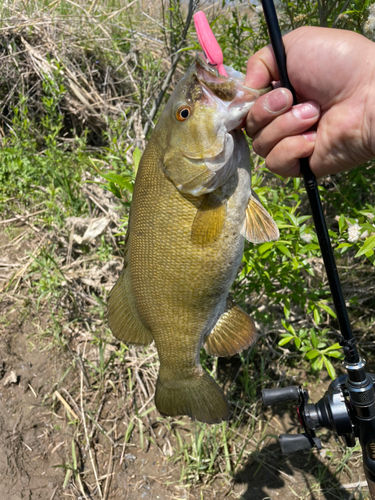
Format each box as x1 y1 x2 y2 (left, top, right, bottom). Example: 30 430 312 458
204 297 257 357
242 193 279 244
191 193 227 246
108 269 153 346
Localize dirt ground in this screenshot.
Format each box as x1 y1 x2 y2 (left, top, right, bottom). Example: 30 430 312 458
0 226 370 500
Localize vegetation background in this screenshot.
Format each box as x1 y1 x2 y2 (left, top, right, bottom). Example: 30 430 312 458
1 0 375 499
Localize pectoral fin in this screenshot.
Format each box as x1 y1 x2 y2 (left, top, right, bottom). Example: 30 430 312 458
191 193 227 246
108 268 153 346
242 193 279 243
204 297 257 357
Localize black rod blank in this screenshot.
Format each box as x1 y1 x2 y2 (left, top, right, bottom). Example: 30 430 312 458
260 0 358 362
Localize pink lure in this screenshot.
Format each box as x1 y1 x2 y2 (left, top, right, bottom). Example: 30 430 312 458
193 11 228 77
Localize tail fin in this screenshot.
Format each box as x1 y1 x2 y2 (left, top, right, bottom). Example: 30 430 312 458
155 370 230 424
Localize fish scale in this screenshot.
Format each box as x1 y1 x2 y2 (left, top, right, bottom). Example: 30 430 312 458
108 55 279 423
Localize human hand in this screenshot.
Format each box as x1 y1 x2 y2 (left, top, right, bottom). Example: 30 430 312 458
245 26 375 178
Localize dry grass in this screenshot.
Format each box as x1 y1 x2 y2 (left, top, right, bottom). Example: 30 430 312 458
0 0 198 157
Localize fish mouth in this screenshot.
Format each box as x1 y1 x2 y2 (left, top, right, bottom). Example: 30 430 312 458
195 54 237 101
194 53 270 129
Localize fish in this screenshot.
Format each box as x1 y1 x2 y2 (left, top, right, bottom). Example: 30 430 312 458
108 54 279 424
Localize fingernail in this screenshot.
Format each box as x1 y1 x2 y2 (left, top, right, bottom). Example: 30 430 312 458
264 88 289 113
303 131 317 142
292 102 320 120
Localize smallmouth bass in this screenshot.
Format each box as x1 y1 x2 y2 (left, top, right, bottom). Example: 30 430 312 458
108 55 279 423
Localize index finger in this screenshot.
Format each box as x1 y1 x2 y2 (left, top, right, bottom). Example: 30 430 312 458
245 44 279 89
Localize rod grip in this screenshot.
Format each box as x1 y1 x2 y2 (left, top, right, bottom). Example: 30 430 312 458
262 386 300 406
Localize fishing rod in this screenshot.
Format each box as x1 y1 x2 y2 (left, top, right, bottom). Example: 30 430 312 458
260 1 375 497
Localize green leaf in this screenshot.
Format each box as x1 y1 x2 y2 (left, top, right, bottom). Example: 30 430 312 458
292 257 300 270
328 229 337 238
300 345 312 352
324 343 343 352
278 335 294 346
133 147 142 175
336 242 351 249
323 356 336 379
338 214 346 234
311 356 322 370
97 171 132 189
313 307 320 325
277 244 292 258
281 319 296 335
317 356 324 370
293 177 301 190
310 330 318 349
299 243 320 253
258 242 273 255
139 405 156 417
124 420 134 444
318 302 337 319
71 440 77 470
260 250 272 260
297 215 311 224
63 468 72 489
326 351 343 359
305 349 320 360
285 212 298 227
109 181 122 199
283 298 290 319
294 337 301 349
355 234 375 257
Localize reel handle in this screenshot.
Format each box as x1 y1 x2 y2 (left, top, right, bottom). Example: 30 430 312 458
279 433 315 454
262 386 300 406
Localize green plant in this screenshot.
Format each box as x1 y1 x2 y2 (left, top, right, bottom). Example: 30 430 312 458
0 66 88 217
279 323 344 378
54 440 85 492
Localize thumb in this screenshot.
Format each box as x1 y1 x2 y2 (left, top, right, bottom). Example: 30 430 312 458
245 44 280 89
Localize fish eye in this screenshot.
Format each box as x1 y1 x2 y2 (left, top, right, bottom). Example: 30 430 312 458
176 106 191 121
